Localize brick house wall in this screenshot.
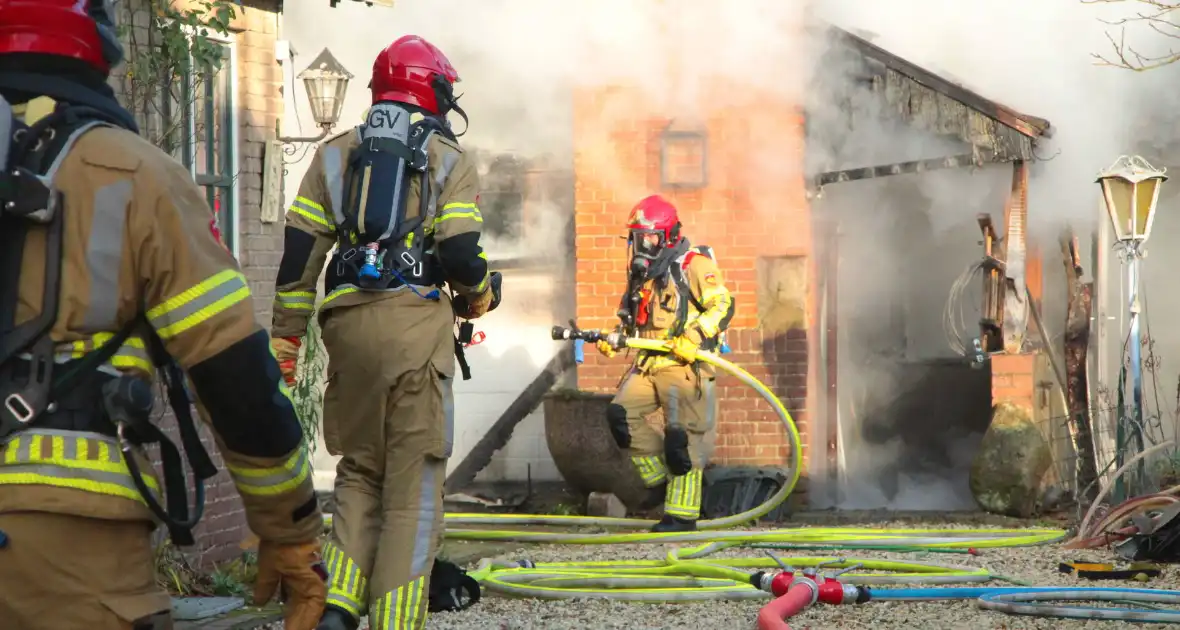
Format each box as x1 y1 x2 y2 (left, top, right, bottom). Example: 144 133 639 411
111 0 285 565
570 84 816 505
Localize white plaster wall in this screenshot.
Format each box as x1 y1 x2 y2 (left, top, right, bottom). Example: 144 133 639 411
278 5 569 487
456 270 564 485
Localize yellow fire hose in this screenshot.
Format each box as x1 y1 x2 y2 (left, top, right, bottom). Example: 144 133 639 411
321 335 1067 602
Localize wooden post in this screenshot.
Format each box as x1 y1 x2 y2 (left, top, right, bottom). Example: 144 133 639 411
977 214 1004 353
1061 231 1100 504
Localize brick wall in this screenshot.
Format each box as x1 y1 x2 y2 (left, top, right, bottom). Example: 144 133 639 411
570 84 815 501
112 0 285 565
990 353 1037 411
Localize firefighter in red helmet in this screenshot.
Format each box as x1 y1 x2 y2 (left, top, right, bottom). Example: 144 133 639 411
596 194 735 532
272 34 499 630
0 2 326 629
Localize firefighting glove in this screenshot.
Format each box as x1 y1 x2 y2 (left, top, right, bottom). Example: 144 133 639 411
253 539 328 630
669 329 702 364
595 336 617 359
453 272 503 320
271 337 301 388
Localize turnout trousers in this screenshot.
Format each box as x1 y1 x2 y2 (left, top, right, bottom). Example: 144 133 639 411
0 512 172 630
318 293 455 630
608 364 717 520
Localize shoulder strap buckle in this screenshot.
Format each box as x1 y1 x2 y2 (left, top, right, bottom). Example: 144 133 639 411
0 166 56 223
3 392 33 425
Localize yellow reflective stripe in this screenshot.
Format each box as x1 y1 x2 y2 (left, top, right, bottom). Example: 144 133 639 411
56 334 154 374
700 286 729 302
277 290 317 311
0 431 160 504
226 447 310 497
323 540 369 618
147 269 251 339
433 202 482 226
631 455 667 487
323 286 359 306
290 196 334 230
665 469 703 519
372 576 427 630
472 272 489 294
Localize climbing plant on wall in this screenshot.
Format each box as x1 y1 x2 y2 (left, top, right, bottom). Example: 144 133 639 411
291 320 327 455
113 0 238 151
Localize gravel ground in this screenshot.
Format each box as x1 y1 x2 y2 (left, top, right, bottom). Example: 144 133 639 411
241 519 1174 630
411 521 1176 630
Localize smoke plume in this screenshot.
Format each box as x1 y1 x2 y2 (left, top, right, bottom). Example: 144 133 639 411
280 0 1180 498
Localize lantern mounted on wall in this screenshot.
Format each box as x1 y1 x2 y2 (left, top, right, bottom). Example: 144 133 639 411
277 47 354 149
659 119 708 190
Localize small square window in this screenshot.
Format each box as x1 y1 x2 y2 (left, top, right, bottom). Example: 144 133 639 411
659 120 708 190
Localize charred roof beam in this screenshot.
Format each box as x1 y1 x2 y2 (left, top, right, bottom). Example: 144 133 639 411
807 148 1017 197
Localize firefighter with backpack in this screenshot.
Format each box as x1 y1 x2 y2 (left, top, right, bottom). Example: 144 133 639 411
270 35 500 630
0 2 327 629
595 194 735 533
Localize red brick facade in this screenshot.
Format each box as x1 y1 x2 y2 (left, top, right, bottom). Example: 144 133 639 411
570 84 815 498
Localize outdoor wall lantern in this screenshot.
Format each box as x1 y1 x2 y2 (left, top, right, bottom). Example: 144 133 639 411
1096 154 1167 500
1098 155 1167 245
278 48 353 147
659 119 708 190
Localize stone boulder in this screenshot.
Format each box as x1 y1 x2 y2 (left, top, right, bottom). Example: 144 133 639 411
969 401 1052 518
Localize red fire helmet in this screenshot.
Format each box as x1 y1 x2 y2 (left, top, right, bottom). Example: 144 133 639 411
0 0 122 74
370 34 459 114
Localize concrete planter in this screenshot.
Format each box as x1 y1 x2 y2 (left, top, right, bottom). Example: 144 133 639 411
542 390 649 508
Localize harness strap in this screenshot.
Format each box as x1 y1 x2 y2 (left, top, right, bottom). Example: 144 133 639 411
0 112 109 430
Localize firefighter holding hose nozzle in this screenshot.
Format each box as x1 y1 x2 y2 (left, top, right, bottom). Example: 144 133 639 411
594 195 735 533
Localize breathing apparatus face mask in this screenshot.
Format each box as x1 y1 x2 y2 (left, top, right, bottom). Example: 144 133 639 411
628 229 664 279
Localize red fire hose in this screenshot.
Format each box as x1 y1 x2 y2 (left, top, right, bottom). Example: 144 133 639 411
757 578 818 630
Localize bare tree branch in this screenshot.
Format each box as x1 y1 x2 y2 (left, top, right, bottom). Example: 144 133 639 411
1085 0 1180 70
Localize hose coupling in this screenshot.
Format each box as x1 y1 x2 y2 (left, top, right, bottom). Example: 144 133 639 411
817 581 871 605
788 576 820 606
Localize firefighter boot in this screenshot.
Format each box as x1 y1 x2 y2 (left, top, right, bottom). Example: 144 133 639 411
651 514 698 533
315 606 359 630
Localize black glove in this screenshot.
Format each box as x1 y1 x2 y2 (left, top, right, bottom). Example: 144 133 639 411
453 272 503 317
